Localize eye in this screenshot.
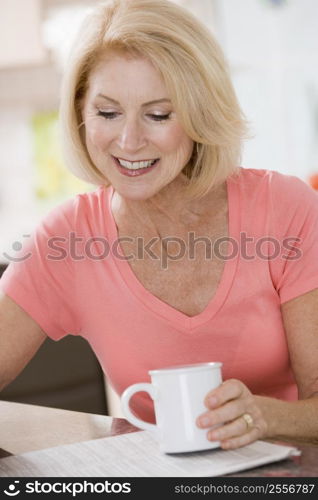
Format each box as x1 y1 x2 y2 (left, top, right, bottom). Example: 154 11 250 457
148 113 171 122
97 111 119 120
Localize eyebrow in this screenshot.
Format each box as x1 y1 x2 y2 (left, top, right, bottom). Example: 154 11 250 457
97 94 171 107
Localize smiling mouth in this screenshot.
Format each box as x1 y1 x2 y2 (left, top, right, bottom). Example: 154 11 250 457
113 156 160 170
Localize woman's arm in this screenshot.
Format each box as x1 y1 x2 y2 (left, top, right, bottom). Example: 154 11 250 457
0 291 46 391
268 287 318 442
196 288 318 449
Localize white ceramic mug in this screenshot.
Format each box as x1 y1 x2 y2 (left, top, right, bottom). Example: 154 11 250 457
121 362 223 453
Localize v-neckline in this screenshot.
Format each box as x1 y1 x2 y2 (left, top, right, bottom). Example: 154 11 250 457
105 175 240 331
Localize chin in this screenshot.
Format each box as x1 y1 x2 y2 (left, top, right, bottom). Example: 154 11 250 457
121 188 160 201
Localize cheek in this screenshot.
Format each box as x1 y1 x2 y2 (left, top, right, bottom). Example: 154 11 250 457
85 120 109 151
84 125 110 166
160 124 193 154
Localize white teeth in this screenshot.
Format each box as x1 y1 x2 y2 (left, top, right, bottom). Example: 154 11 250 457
117 158 157 169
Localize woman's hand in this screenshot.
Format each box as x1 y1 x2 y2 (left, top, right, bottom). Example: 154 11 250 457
196 379 269 450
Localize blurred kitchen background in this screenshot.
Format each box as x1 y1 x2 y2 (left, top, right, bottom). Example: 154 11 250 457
1 0 318 417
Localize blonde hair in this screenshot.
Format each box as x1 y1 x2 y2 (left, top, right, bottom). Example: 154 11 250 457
59 0 249 199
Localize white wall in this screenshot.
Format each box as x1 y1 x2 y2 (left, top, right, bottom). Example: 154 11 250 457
215 0 318 180
0 106 40 261
0 0 47 67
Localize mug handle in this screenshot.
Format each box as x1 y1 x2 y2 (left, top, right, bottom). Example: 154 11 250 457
121 383 158 434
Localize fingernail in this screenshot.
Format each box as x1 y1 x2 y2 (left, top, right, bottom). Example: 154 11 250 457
198 416 210 428
209 430 220 440
207 396 218 408
222 441 231 450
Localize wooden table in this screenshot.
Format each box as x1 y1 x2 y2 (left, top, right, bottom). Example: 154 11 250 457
1 400 317 477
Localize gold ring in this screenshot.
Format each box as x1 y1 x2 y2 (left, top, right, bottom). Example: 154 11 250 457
242 413 254 430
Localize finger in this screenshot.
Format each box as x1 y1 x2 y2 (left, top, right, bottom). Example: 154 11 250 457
197 399 246 428
204 379 247 409
207 413 255 442
218 427 260 450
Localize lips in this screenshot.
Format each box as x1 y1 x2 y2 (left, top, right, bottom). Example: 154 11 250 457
112 156 160 177
113 156 159 168
115 156 159 163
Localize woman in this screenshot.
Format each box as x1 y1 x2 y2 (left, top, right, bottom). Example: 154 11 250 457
1 0 318 451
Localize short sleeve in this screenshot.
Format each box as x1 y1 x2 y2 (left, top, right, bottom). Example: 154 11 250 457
0 198 81 340
269 173 318 304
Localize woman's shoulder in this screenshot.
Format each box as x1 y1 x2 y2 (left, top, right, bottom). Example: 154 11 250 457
235 166 302 185
234 168 318 238
235 166 316 202
38 185 111 234
69 184 109 211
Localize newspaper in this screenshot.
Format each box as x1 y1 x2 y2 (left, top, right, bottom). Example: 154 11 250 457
0 431 300 477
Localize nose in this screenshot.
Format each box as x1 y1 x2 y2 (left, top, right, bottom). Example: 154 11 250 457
116 117 147 154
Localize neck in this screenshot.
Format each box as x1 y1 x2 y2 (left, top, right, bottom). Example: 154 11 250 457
111 176 227 234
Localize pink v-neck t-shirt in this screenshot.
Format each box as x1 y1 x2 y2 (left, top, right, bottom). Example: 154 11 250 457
2 167 318 422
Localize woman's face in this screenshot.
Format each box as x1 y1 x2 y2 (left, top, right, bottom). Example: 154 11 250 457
81 53 194 200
